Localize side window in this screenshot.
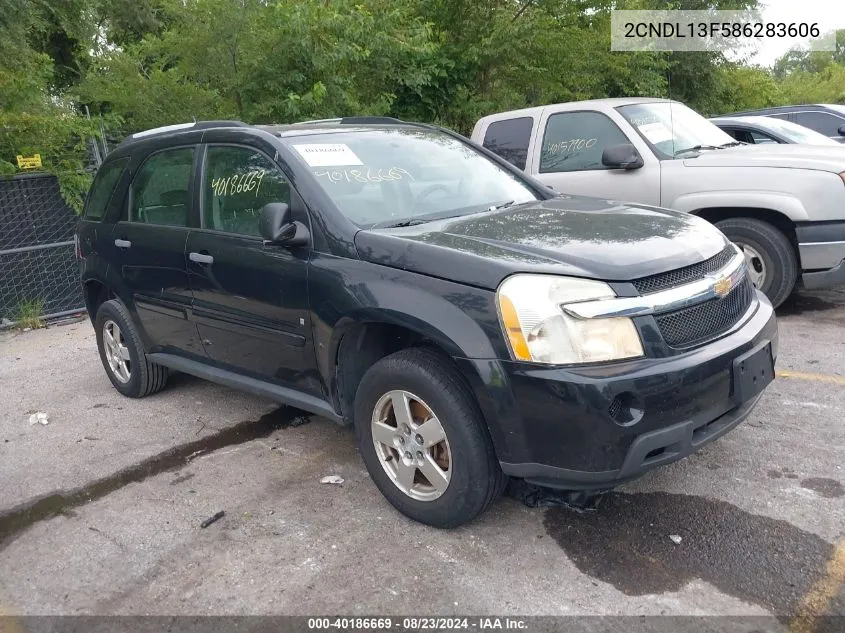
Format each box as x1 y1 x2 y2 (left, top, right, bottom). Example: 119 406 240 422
795 112 845 137
84 159 127 221
540 112 630 173
749 131 779 144
482 117 533 170
131 147 194 226
203 146 290 237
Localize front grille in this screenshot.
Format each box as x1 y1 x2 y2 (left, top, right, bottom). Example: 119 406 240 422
632 245 736 295
655 275 754 348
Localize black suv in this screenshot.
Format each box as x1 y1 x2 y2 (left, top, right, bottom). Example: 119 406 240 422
77 118 778 527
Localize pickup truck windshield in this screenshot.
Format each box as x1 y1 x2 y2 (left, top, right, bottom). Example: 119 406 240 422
617 102 738 158
288 128 539 228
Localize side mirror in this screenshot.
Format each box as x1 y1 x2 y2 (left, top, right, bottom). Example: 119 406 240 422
259 202 309 246
838 124 845 136
602 143 644 170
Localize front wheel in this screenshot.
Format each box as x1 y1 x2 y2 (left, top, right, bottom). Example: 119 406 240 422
354 348 506 528
715 217 798 308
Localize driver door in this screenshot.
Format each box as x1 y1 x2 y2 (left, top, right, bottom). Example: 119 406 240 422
529 110 661 206
186 143 321 396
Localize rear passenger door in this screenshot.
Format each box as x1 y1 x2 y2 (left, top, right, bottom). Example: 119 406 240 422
531 110 661 205
111 145 204 356
186 143 320 396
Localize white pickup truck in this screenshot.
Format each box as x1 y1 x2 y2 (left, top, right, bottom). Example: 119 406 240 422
471 98 845 307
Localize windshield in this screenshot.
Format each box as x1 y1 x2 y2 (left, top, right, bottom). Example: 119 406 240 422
758 118 840 145
617 102 737 158
287 128 539 228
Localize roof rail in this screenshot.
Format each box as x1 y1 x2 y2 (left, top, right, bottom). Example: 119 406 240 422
339 116 405 125
119 120 249 146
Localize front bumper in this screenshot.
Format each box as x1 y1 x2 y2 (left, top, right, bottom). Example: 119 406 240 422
457 292 778 490
797 222 845 289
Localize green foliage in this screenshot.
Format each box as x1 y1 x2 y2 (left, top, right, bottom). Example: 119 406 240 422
13 298 45 330
0 0 843 206
0 109 110 213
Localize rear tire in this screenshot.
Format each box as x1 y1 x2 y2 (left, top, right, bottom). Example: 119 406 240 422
354 348 506 528
715 217 797 308
95 299 168 398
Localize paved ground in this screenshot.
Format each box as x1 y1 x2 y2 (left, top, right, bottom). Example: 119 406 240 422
0 289 843 623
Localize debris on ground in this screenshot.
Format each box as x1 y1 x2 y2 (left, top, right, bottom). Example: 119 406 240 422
669 534 683 544
505 479 603 512
200 511 225 528
320 475 344 485
286 415 310 428
28 412 49 426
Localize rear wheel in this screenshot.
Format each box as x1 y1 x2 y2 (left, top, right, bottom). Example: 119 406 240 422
715 217 797 308
95 299 168 398
354 348 506 528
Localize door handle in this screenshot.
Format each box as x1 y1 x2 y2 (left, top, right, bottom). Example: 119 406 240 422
114 239 131 249
189 251 214 265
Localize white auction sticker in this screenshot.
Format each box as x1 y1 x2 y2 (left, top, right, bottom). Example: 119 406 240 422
638 122 673 144
293 143 363 167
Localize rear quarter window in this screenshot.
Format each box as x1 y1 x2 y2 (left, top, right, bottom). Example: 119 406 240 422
83 159 128 221
482 117 534 170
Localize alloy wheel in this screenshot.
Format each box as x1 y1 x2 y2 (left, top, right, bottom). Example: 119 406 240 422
103 320 131 383
371 390 452 502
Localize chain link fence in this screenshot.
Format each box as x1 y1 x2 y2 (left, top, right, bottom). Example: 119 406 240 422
0 173 84 324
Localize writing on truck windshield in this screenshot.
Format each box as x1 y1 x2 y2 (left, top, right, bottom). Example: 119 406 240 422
617 102 737 158
290 129 538 228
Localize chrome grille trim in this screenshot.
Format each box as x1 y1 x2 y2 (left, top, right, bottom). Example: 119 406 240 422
563 247 747 320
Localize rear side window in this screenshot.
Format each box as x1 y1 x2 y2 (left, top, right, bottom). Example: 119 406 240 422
540 112 629 173
482 118 533 170
83 159 127 221
130 147 195 226
202 146 290 237
794 112 845 137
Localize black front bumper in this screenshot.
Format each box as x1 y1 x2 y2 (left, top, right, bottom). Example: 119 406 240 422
456 292 778 491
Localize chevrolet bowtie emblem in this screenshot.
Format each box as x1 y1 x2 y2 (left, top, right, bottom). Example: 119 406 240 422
713 275 733 298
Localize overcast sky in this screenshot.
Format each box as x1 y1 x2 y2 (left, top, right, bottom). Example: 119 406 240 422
748 0 845 67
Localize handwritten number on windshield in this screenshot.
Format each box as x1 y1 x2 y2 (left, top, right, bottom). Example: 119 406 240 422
314 167 414 184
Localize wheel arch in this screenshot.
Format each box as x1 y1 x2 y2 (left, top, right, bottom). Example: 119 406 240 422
691 206 798 248
329 314 493 428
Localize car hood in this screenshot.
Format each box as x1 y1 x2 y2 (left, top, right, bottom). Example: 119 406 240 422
684 144 845 172
353 196 730 290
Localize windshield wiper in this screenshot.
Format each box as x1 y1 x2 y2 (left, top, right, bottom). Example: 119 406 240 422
487 200 515 211
673 144 720 157
376 218 431 229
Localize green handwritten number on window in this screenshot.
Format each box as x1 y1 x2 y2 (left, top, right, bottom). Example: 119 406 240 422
210 170 266 197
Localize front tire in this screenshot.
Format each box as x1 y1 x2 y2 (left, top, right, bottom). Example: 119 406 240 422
354 348 506 528
95 299 168 398
715 217 798 308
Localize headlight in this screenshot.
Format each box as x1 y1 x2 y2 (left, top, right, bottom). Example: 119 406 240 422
496 274 644 364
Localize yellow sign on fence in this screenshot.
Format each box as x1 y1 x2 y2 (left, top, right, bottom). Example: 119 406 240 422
16 154 42 169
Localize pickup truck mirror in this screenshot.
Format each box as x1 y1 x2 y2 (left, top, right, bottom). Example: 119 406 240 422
602 144 644 170
259 202 310 247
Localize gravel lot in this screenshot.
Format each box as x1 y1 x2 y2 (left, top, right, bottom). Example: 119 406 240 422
0 289 843 624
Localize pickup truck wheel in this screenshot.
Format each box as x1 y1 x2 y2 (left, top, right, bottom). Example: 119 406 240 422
95 299 169 398
354 348 506 528
715 217 797 308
